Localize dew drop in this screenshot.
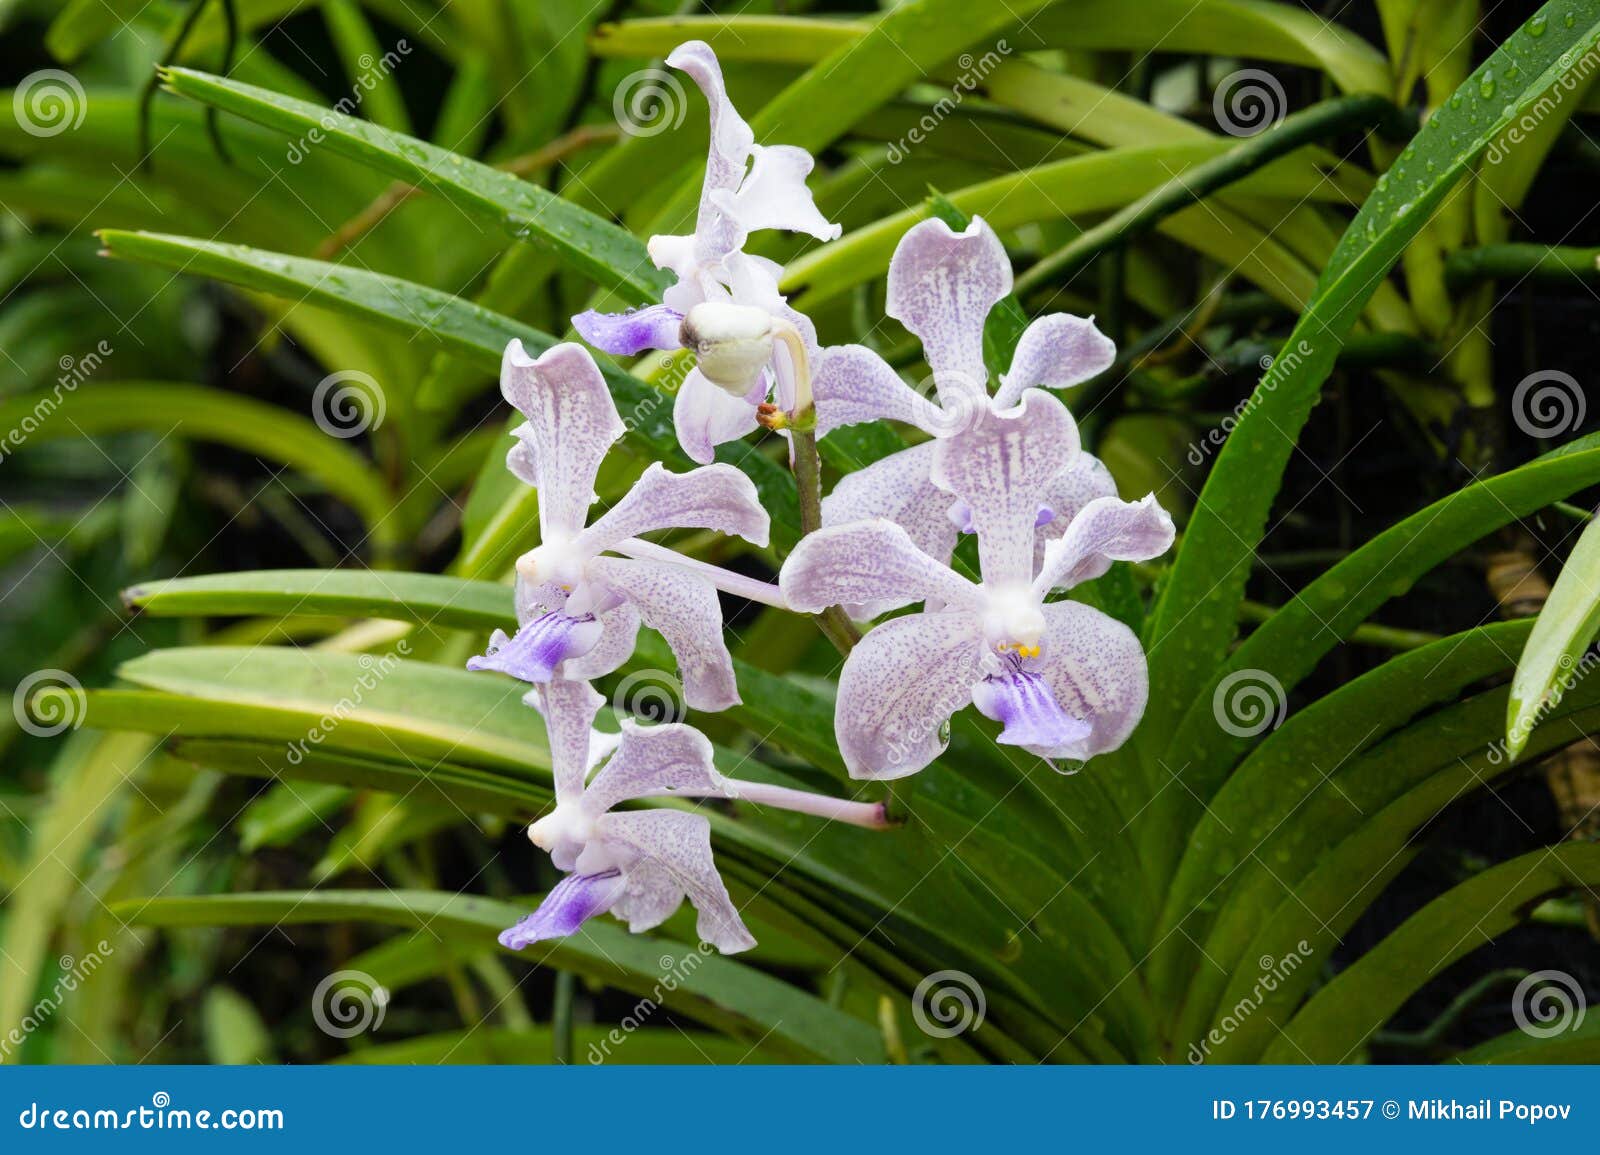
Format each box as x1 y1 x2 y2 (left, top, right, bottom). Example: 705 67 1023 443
1528 13 1548 36
1479 70 1497 99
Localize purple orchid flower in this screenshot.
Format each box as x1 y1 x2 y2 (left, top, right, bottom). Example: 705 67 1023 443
467 340 769 712
813 215 1117 575
500 679 756 954
572 40 841 464
781 391 1174 779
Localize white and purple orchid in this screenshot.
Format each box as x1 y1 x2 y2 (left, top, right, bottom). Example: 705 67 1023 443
500 679 756 954
813 216 1118 572
467 339 769 712
782 391 1174 779
573 40 841 464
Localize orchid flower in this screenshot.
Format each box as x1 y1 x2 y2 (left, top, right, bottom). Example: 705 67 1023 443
813 215 1117 573
572 40 841 464
781 392 1174 779
467 340 771 712
501 680 892 953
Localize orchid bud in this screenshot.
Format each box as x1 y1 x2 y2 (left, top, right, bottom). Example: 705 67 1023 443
680 302 774 395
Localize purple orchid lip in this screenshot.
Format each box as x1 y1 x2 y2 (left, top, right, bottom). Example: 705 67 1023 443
467 612 603 684
499 869 625 950
572 304 685 357
972 656 1093 750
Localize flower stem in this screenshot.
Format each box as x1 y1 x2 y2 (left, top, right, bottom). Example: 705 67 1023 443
721 780 894 830
772 321 861 655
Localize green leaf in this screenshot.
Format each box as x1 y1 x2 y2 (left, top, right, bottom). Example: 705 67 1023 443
1266 843 1600 1063
331 1024 768 1065
158 68 666 303
1143 3 1600 749
116 890 885 1063
1507 512 1600 758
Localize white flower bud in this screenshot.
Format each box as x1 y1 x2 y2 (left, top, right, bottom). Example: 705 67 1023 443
680 302 774 396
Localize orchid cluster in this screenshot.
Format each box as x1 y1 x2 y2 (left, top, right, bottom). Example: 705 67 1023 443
468 41 1173 956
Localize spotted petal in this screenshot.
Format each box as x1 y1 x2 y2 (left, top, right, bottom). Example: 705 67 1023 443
812 344 945 438
971 662 1093 753
1028 600 1149 760
886 216 1010 405
582 722 727 814
834 611 983 779
531 679 606 806
1032 494 1175 597
499 869 625 950
466 613 603 684
588 556 740 711
781 518 982 616
993 314 1116 410
561 602 641 682
932 389 1080 587
580 460 770 554
500 341 624 537
596 809 755 952
668 40 756 264
1034 452 1119 570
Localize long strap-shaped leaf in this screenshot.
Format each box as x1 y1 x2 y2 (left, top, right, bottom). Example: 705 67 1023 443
113 890 884 1063
1143 5 1600 746
157 67 670 304
1507 511 1600 758
1266 842 1600 1063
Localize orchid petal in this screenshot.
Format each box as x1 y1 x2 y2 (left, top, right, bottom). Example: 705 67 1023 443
1032 494 1175 597
533 679 606 806
1029 600 1150 760
596 809 755 952
780 518 982 616
713 143 840 243
588 556 740 712
500 341 624 538
1034 452 1119 568
993 314 1116 410
498 869 625 950
668 40 756 262
561 602 641 682
886 216 1010 404
571 304 685 356
811 344 945 437
609 864 690 934
971 662 1093 752
580 461 770 554
581 722 726 814
834 611 982 779
466 613 602 684
672 367 762 465
932 389 1080 587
